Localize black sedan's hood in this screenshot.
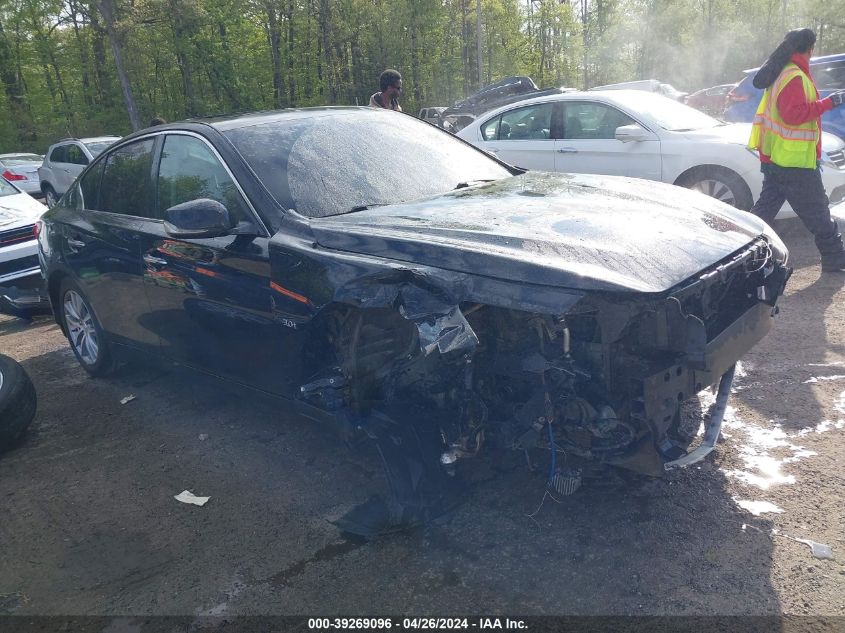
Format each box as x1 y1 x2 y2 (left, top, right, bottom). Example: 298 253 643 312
310 172 768 293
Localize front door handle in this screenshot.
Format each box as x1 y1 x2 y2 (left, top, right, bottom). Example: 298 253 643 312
67 238 86 249
143 254 168 267
557 147 578 154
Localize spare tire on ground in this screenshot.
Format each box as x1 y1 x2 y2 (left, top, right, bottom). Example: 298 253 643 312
0 353 36 453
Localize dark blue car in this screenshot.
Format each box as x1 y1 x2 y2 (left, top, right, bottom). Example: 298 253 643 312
37 108 790 528
724 53 845 140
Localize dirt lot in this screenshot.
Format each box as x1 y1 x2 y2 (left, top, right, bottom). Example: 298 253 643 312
1 217 844 619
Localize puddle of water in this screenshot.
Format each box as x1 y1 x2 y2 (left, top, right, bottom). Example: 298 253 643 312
734 498 785 516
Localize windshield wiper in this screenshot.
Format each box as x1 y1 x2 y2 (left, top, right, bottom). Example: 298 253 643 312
347 203 390 213
453 179 497 190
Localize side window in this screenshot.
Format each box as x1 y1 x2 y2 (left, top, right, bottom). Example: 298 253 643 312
481 116 501 140
66 145 89 166
498 104 554 140
96 139 155 217
562 102 635 140
815 63 845 91
157 135 250 224
49 145 68 164
78 162 104 210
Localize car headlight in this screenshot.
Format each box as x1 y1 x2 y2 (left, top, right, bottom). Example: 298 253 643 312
761 223 789 265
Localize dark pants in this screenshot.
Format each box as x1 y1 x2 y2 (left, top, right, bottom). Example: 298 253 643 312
751 163 843 257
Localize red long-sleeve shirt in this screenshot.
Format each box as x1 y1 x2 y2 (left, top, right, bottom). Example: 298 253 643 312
762 54 834 163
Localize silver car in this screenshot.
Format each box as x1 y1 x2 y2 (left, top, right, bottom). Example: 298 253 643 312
0 153 44 196
38 136 120 206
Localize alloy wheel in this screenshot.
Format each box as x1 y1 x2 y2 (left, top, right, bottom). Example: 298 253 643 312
63 290 99 366
45 189 58 207
689 179 737 206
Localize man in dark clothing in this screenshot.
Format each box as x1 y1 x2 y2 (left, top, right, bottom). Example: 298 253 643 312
369 69 402 111
748 28 845 272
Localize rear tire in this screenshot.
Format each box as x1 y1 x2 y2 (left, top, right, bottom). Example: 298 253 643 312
677 167 753 210
0 354 37 454
59 278 115 377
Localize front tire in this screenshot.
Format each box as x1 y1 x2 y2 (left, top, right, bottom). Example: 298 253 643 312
43 184 59 208
60 278 114 377
677 167 753 210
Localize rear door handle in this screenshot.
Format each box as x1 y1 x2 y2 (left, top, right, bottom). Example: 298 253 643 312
67 238 86 249
143 254 168 267
557 147 578 154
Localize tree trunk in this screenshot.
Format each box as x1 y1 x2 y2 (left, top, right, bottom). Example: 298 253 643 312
69 0 94 107
286 0 296 105
265 2 285 107
97 0 141 130
318 0 335 103
170 0 199 116
0 18 35 142
89 6 115 107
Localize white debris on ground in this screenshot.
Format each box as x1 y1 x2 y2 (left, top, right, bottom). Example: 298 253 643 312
733 498 785 516
698 365 845 491
802 375 845 384
742 524 835 560
174 490 211 506
119 395 136 405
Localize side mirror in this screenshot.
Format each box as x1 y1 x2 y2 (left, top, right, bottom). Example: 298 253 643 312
615 124 650 143
164 198 234 239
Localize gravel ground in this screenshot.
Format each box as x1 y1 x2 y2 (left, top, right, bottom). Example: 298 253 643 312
1 217 844 619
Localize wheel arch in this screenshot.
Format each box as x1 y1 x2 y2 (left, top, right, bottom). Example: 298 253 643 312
673 164 754 210
47 269 68 333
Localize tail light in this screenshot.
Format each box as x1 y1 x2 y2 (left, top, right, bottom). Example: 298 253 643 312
33 221 42 238
727 89 749 102
2 169 26 181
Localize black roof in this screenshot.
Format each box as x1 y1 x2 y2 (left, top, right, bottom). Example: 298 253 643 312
198 106 373 131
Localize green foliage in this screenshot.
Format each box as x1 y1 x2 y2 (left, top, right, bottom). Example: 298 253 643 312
0 0 843 152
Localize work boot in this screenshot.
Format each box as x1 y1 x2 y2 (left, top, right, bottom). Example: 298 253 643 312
815 221 845 272
821 249 845 272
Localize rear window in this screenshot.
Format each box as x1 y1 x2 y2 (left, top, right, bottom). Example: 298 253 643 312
224 111 510 218
49 145 69 163
815 62 845 91
84 140 116 157
0 177 19 197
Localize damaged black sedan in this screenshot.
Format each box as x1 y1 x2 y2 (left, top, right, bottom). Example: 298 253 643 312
38 108 790 526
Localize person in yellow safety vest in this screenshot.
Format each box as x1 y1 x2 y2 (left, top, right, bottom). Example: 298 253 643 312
748 28 845 272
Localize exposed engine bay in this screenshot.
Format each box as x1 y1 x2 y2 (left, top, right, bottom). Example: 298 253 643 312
299 237 790 529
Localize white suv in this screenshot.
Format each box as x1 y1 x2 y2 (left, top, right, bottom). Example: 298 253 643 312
38 136 120 206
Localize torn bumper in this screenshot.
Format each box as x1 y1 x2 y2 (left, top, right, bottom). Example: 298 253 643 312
664 364 735 470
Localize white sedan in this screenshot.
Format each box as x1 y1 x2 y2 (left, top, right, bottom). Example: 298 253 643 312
457 90 845 218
